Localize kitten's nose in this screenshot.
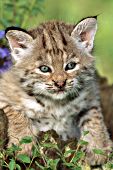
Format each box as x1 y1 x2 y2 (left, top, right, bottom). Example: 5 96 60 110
54 80 66 88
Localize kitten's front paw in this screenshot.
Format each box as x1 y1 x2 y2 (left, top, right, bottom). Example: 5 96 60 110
8 140 34 156
18 143 33 156
84 142 113 165
22 98 44 118
85 150 108 165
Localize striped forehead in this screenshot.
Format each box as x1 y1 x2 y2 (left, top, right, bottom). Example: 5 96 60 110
37 23 69 65
41 23 68 52
43 49 67 68
33 22 80 67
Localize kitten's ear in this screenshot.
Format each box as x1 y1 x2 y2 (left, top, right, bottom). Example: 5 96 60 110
5 27 34 62
71 17 97 52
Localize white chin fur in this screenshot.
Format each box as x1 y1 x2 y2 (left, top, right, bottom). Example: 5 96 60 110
33 86 68 100
50 92 67 100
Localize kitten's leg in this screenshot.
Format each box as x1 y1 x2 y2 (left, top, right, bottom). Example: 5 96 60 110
0 90 44 119
4 106 37 155
78 107 113 165
0 73 44 119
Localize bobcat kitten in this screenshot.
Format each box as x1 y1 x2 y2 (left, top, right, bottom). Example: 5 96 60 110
0 17 112 165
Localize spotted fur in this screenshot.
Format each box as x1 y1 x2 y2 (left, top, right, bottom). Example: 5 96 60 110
0 17 112 165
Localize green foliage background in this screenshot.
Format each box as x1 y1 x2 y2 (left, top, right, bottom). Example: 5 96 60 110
0 0 113 84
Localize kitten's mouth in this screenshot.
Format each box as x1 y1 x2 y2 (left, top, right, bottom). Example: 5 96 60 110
56 90 65 93
48 89 66 94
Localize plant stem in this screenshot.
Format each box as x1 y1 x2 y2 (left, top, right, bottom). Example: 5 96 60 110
35 139 48 167
0 152 9 169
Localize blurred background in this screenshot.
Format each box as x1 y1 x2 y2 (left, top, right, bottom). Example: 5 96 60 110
0 0 113 83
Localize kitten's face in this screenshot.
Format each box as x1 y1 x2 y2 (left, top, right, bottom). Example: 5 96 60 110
6 18 97 100
28 44 82 99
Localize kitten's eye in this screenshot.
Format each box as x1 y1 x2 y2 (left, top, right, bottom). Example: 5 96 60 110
39 65 51 73
65 62 76 71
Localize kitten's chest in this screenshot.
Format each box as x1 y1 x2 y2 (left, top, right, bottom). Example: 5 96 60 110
31 91 91 139
32 98 81 139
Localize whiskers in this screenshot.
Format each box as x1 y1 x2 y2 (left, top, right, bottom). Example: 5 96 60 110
33 82 47 95
68 79 82 97
45 83 56 93
72 88 80 96
45 80 80 97
33 79 82 98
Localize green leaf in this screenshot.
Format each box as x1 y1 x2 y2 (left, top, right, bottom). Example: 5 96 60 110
93 149 105 155
52 158 60 167
16 164 21 170
32 146 40 157
73 166 82 170
19 136 32 144
64 149 76 157
0 152 3 159
35 161 45 170
109 152 113 159
72 151 85 163
9 159 15 170
47 158 60 169
63 162 74 167
6 144 21 155
79 140 88 146
44 134 49 141
106 163 113 169
17 154 31 163
83 131 89 136
12 144 21 151
6 144 22 156
42 143 58 149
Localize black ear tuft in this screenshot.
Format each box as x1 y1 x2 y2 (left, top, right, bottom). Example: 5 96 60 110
71 16 97 53
76 15 98 26
5 26 28 37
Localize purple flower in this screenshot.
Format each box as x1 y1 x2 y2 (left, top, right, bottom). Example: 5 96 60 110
0 47 12 73
0 30 5 39
0 48 10 58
